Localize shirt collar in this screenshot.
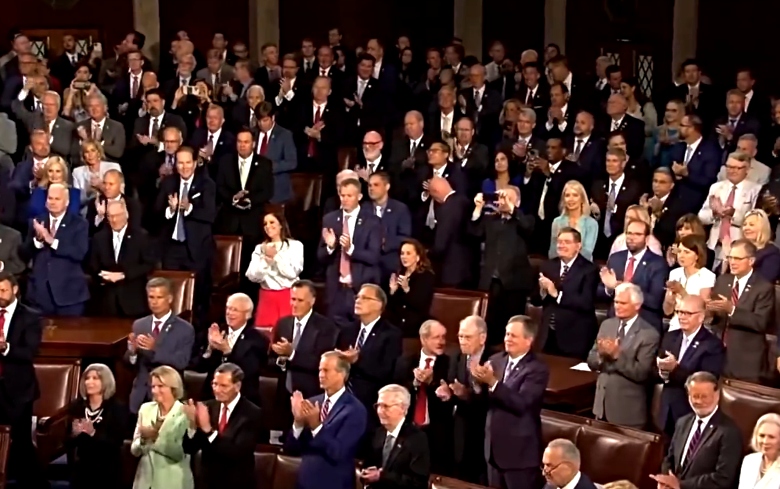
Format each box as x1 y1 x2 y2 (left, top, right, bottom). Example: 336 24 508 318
609 173 625 190
229 324 247 338
562 472 582 489
181 175 194 186
563 71 573 90
688 136 702 151
223 392 241 415
113 224 127 237
506 352 527 369
550 161 562 173
325 386 346 406
152 310 173 323
621 314 639 333
295 308 314 327
628 247 646 264
1 299 17 317
561 255 577 269
387 417 404 439
366 154 382 166
576 134 590 145
410 135 422 146
683 325 702 341
694 406 718 427
360 316 381 335
209 127 222 141
420 350 437 364
92 118 106 128
343 207 360 220
49 213 63 223
560 103 569 116
611 115 624 126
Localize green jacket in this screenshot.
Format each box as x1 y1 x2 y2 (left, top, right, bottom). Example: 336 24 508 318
131 401 194 489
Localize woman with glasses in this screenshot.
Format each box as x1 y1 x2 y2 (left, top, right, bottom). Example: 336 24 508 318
663 235 714 331
739 413 780 489
739 209 780 282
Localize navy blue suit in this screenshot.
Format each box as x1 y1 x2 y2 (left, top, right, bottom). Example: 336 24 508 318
598 249 668 331
189 128 236 181
317 208 382 326
0 166 14 226
666 140 720 214
361 199 412 281
657 327 724 435
256 124 298 203
285 390 367 489
23 211 89 315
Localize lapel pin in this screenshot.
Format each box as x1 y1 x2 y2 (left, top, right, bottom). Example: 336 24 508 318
642 261 646 266
357 218 363 226
240 334 245 340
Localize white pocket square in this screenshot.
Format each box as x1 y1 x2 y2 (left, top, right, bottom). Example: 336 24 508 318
191 192 201 199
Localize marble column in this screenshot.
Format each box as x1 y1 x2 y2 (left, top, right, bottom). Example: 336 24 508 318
453 0 483 56
544 0 566 51
132 0 160 67
672 0 699 75
249 0 280 62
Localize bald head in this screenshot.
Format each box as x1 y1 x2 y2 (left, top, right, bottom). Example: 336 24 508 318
141 71 158 90
429 176 452 202
520 49 538 64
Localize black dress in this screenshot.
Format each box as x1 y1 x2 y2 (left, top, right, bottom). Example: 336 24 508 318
385 270 436 338
66 397 128 489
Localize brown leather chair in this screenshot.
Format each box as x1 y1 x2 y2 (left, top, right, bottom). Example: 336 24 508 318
430 475 491 489
0 425 10 489
259 376 287 433
286 173 323 242
34 359 81 466
429 289 489 344
183 370 207 401
210 235 243 321
150 270 196 322
541 410 664 489
720 378 780 452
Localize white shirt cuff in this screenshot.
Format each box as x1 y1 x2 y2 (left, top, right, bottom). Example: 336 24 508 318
556 292 563 303
421 192 429 202
488 381 498 392
34 238 44 249
17 89 29 101
346 244 355 256
184 204 193 216
285 91 295 101
326 246 335 255
1 344 9 356
275 95 284 105
545 121 554 131
292 424 304 438
0 261 4 273
311 424 323 437
128 353 137 365
50 239 59 250
207 431 218 443
165 208 175 219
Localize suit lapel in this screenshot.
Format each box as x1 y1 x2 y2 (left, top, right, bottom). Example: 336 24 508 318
117 230 132 263
621 320 642 351
675 416 694 468
155 315 178 349
384 424 407 468
494 354 508 384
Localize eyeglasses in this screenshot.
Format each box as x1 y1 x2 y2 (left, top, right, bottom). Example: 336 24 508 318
726 255 750 261
725 165 748 171
355 295 380 302
674 310 702 317
362 141 382 147
540 462 563 474
374 402 400 410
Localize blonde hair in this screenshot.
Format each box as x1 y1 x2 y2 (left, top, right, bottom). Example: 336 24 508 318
150 365 184 400
743 209 772 248
752 413 780 453
39 156 70 188
624 204 651 228
558 180 591 218
603 482 638 489
80 138 106 162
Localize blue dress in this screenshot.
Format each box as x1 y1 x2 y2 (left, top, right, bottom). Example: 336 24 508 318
28 186 81 219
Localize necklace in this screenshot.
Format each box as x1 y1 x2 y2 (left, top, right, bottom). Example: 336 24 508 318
84 405 103 424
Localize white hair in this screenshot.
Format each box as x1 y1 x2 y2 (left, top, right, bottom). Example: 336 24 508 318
227 293 254 316
614 282 644 305
419 319 445 338
547 438 581 465
459 315 487 335
48 183 69 203
378 384 411 411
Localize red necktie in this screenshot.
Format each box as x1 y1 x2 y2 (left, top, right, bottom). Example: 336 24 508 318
218 405 228 433
624 257 636 283
259 133 269 156
413 358 433 426
307 105 322 158
152 320 162 337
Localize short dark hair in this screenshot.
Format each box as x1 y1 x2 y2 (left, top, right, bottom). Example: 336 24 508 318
681 58 699 70
144 87 164 100
676 234 708 269
292 279 317 298
215 362 245 384
339 178 362 192
557 226 582 243
131 31 146 50
369 171 391 185
176 145 196 161
255 101 275 118
508 315 538 339
430 140 451 155
522 61 541 72
0 272 19 288
236 127 255 140
605 65 621 77
357 53 376 66
548 54 569 68
731 238 757 257
550 82 569 95
685 371 719 390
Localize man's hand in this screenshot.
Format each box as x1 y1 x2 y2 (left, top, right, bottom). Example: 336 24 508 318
271 337 294 357
435 380 452 400
413 367 433 385
600 267 619 289
301 400 321 430
322 228 337 248
77 126 89 141
671 161 688 177
168 193 179 212
136 134 154 146
538 273 557 296
657 352 679 373
360 467 382 483
706 294 734 315
450 379 469 399
195 402 212 431
291 391 305 424
512 141 527 158
127 333 137 353
136 334 156 351
138 424 159 442
280 78 292 95
339 234 351 251
650 471 681 489
336 347 360 364
183 399 197 427
343 97 355 108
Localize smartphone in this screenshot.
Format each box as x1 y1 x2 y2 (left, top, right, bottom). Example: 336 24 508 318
528 149 540 160
73 81 91 90
184 85 196 95
483 192 499 203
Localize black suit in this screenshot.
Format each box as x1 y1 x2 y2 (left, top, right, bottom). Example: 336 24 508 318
130 112 188 149
393 352 452 474
661 410 742 489
429 192 471 288
385 271 436 338
85 195 142 237
461 86 502 146
652 189 691 248
89 226 155 317
534 255 599 359
388 137 432 207
451 143 490 199
183 396 263 489
425 108 465 140
672 83 721 131
590 176 644 258
342 76 385 139
338 318 403 411
711 113 762 154
565 135 606 187
215 153 274 236
189 128 237 181
516 83 551 123
597 116 645 161
364 421 430 489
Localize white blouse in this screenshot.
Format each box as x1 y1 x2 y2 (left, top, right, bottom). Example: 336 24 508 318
245 239 304 290
667 266 716 331
739 452 780 489
72 161 123 205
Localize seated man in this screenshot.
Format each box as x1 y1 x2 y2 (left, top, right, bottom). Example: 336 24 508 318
541 439 597 489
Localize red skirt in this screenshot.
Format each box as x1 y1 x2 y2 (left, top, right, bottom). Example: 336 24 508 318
255 288 292 332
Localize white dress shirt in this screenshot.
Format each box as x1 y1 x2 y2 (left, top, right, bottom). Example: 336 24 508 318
416 351 437 424
245 239 305 290
440 111 454 134
283 308 314 363
313 102 326 119
165 176 195 239
355 316 381 348
275 78 297 105
744 90 754 111
293 386 346 438
373 59 382 79
365 155 382 174
681 407 718 463
112 225 127 262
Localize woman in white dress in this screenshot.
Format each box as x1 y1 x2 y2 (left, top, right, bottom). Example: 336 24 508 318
739 413 780 489
71 139 122 206
663 235 715 331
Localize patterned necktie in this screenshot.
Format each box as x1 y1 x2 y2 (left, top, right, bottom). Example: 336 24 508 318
92 123 102 141
50 218 58 235
413 358 433 426
683 419 704 467
612 120 619 131
604 183 617 237
131 76 139 98
320 398 331 422
617 321 627 341
151 117 159 138
175 182 189 242
152 320 162 337
525 89 532 105
719 185 737 242
307 105 322 157
356 326 368 349
504 360 519 383
728 118 737 128
574 139 584 159
381 434 395 466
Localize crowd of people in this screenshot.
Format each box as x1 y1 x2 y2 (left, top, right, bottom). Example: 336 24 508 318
0 21 779 489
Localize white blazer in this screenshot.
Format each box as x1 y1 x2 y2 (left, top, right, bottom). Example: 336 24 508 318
739 452 780 489
697 179 761 251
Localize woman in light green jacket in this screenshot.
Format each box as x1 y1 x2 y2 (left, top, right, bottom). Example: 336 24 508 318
131 365 193 489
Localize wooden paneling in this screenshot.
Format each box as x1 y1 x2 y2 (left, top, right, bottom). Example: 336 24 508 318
482 0 545 61
159 0 250 53
698 0 780 90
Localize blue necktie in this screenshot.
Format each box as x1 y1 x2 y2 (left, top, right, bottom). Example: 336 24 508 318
175 182 189 242
356 327 368 349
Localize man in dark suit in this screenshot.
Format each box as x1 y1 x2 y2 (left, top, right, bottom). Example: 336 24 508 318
500 107 547 169
548 55 585 108
653 371 742 489
393 320 451 474
125 277 195 415
364 172 412 282
461 64 502 147
706 239 774 383
189 104 236 181
668 117 721 215
112 50 146 123
360 384 430 489
472 315 548 489
89 200 155 317
271 54 306 130
427 177 471 288
343 53 385 143
471 187 534 345
737 68 771 128
416 141 468 237
598 220 668 331
0 272 47 489
270 280 339 425
566 111 605 186
388 111 431 207
337 284 402 414
285 351 368 489
254 101 298 204
517 62 550 123
196 293 270 408
712 89 761 155
426 85 464 142
11 88 77 164
183 362 263 489
598 94 645 160
23 184 90 316
310 45 344 92
50 34 82 87
535 227 600 360
658 295 725 436
366 39 397 98
85 170 143 237
0 224 24 276
318 179 382 326
651 167 690 248
451 117 489 199
541 439 598 489
540 83 574 141
672 59 721 131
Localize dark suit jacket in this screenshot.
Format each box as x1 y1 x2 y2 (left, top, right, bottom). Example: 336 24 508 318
667 140 721 214
338 318 403 409
451 143 489 198
271 312 339 398
425 108 465 140
189 127 236 180
461 86 502 146
9 103 77 164
448 347 491 464
710 272 774 383
393 352 452 434
533 255 599 359
598 249 668 331
597 115 646 160
89 226 155 317
215 153 274 236
255 124 297 203
385 271 435 338
416 162 469 215
661 410 743 489
672 83 721 130
131 112 188 148
183 396 263 489
156 173 217 263
652 188 692 248
524 160 585 229
317 208 382 295
485 351 549 470
590 175 645 240
388 136 432 206
430 192 471 288
363 422 430 489
361 199 412 276
23 211 90 308
0 302 43 412
0 224 24 275
517 82 551 122
712 113 761 154
85 195 143 237
658 327 725 433
342 76 385 134
294 99 343 167
565 135 606 186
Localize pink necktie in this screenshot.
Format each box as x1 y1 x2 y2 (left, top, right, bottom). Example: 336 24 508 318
339 215 351 280
719 186 737 242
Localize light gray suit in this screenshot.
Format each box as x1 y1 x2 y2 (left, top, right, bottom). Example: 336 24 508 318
124 314 195 413
586 316 659 428
11 102 78 164
0 112 16 172
76 117 126 162
0 224 25 275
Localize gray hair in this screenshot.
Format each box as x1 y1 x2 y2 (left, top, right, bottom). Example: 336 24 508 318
405 110 424 123
86 91 108 107
48 182 69 203
322 350 351 377
247 84 265 99
360 283 387 309
596 55 611 65
518 107 537 122
215 362 245 384
419 319 445 338
727 151 752 164
460 315 487 335
738 133 758 145
614 282 644 305
507 314 537 339
228 293 255 316
106 199 128 217
43 90 61 110
146 277 172 294
163 126 183 144
685 371 719 390
547 438 581 466
378 384 411 411
79 363 117 400
653 166 674 179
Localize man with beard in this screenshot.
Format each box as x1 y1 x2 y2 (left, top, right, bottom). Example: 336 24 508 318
362 172 411 282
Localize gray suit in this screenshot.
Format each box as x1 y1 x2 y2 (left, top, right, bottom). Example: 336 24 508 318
76 117 126 162
124 314 195 413
0 224 25 275
0 112 16 172
11 102 77 164
586 316 659 428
